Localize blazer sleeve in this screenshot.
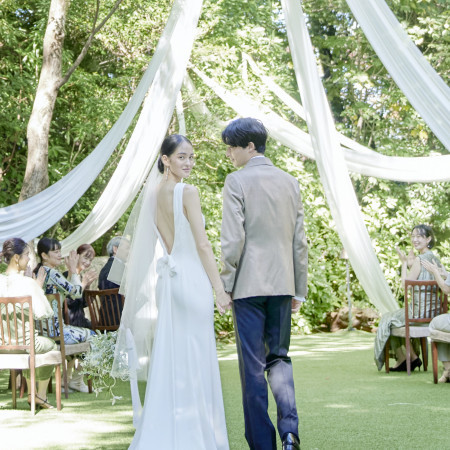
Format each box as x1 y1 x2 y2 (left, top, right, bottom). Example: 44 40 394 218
220 174 245 293
293 189 308 298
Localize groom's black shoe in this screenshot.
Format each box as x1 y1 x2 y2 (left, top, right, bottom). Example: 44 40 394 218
282 432 300 450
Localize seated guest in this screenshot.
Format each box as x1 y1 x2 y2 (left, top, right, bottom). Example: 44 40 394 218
35 237 95 393
98 237 127 326
421 259 450 383
374 224 442 371
0 238 56 409
98 236 123 290
64 244 97 329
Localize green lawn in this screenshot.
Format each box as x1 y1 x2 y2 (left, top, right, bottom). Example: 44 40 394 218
1 331 448 449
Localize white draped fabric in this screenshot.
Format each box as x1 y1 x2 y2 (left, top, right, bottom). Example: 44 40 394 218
280 0 397 313
0 2 181 243
346 0 450 150
192 67 450 183
243 53 450 181
60 0 203 254
176 92 186 136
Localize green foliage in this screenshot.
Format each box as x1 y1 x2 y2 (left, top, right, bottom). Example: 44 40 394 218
1 0 449 334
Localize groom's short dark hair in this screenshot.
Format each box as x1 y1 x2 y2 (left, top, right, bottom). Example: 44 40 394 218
221 118 268 154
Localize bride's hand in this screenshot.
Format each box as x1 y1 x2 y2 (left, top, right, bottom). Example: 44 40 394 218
216 291 232 315
291 298 302 313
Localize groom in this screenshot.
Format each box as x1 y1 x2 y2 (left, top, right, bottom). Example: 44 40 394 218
220 118 308 450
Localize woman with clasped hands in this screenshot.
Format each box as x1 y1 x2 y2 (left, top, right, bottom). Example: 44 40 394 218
34 237 96 393
374 224 442 372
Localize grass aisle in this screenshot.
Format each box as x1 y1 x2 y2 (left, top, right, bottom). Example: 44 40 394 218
1 331 448 449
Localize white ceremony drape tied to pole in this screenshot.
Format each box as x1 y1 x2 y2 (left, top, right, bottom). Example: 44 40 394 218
0 3 182 243
280 0 397 313
346 0 450 150
61 0 203 254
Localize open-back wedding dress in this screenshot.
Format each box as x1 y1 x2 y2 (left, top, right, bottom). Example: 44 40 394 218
111 178 228 450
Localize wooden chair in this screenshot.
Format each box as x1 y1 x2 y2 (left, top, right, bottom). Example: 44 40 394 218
35 294 92 398
85 289 124 332
0 295 62 414
385 280 448 375
430 328 450 384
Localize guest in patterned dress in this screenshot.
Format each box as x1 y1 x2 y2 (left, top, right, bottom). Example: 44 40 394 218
374 224 441 371
34 237 96 393
64 244 97 329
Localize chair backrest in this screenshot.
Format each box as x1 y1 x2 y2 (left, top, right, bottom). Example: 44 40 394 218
34 294 66 361
404 280 448 325
85 288 124 332
0 296 35 359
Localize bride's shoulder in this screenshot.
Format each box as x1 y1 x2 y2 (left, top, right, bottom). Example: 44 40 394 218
182 183 199 196
181 184 201 208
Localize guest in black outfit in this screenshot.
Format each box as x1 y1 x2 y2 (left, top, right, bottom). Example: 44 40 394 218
98 237 124 290
98 237 128 326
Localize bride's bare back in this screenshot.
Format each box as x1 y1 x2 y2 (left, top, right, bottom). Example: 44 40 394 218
156 181 187 254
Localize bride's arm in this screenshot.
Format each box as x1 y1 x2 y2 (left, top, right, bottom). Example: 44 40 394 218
183 185 231 313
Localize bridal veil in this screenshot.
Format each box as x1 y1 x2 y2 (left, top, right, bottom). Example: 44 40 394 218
109 163 162 421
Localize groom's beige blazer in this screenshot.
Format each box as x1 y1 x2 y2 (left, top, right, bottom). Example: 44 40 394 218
221 156 308 300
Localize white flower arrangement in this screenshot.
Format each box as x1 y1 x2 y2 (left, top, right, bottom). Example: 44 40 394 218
80 330 127 405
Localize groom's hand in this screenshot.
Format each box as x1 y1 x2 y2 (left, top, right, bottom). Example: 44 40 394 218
291 298 302 313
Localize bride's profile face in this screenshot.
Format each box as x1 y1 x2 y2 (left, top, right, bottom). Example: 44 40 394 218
165 141 195 181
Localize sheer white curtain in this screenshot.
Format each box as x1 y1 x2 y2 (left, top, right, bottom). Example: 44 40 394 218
0 2 183 243
346 0 450 150
280 0 398 313
61 0 204 253
192 67 450 183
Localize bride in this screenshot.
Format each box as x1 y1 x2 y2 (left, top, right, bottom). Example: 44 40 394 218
111 134 231 449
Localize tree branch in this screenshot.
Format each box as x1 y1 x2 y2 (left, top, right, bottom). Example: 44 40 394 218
57 0 125 89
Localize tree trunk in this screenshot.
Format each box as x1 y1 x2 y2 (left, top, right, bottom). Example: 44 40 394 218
20 0 68 201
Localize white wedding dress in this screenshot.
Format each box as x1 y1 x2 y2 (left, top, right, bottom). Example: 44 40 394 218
128 183 229 450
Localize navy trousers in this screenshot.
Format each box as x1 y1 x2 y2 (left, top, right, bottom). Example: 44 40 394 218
232 295 299 450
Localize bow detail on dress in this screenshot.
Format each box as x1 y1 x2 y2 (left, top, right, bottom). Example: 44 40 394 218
156 254 177 277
